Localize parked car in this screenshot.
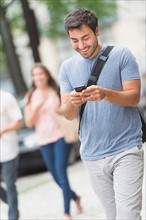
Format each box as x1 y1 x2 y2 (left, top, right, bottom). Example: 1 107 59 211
17 127 46 176
17 126 80 176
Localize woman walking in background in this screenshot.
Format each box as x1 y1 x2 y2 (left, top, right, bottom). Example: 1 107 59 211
24 63 82 220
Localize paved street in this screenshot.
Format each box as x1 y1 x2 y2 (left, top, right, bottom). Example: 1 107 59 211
1 146 146 220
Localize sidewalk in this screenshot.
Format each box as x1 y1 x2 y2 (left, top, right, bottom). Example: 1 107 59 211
1 149 146 220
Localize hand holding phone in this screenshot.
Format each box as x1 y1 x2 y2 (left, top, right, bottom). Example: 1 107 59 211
74 85 86 92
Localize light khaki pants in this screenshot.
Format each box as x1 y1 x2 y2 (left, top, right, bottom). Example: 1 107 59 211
83 146 144 220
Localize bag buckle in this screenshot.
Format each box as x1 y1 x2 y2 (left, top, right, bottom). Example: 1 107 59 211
99 55 108 61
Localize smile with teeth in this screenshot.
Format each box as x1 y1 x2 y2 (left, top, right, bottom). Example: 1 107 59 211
80 47 89 53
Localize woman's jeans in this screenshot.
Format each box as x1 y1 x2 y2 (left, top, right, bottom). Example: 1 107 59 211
40 138 78 214
0 156 19 220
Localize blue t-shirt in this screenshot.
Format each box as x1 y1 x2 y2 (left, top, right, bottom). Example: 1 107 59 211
59 45 142 160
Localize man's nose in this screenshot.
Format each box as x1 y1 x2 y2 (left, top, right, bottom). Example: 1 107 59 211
78 41 85 49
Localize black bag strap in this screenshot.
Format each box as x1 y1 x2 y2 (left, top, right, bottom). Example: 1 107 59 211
137 109 146 143
87 46 114 86
79 46 114 133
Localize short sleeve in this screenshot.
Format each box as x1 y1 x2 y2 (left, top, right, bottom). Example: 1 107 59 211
59 62 73 94
6 94 23 121
120 48 140 82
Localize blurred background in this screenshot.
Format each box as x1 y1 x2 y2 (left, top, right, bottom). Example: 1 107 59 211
0 0 146 175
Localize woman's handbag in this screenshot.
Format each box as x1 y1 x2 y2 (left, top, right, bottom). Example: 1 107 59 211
53 112 79 143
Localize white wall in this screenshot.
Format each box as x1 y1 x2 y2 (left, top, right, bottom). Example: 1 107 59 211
111 1 145 73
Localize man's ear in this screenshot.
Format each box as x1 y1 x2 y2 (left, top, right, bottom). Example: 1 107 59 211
95 26 99 36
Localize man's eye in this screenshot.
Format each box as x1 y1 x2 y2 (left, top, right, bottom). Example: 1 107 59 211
72 40 78 43
83 37 89 40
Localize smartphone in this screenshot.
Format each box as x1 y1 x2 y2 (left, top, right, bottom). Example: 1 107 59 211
74 85 86 92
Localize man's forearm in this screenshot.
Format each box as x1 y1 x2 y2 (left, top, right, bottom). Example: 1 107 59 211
60 102 79 120
104 88 140 107
0 120 23 136
60 92 79 120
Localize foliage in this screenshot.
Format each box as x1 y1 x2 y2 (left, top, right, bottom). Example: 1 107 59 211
0 0 25 74
0 37 6 74
39 0 117 38
0 0 25 33
0 0 13 8
0 1 11 73
0 0 117 38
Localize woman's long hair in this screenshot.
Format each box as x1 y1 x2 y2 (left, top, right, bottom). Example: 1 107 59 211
26 63 60 105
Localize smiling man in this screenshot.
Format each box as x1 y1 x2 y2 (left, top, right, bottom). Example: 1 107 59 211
70 24 99 59
59 8 144 220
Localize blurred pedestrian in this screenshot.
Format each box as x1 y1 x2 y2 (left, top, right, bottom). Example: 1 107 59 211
59 8 144 220
24 63 82 220
0 90 23 220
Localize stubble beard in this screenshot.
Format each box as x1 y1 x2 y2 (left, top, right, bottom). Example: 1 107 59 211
79 39 99 59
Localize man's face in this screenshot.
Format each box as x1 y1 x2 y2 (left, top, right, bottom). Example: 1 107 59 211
68 24 99 59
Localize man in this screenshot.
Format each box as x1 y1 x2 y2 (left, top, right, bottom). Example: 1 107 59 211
0 90 23 220
59 8 144 220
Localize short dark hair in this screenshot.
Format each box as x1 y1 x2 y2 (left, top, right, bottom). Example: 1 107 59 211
64 8 98 34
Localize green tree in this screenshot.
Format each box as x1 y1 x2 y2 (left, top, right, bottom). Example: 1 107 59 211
1 0 117 42
39 0 117 38
0 0 25 70
0 0 27 95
